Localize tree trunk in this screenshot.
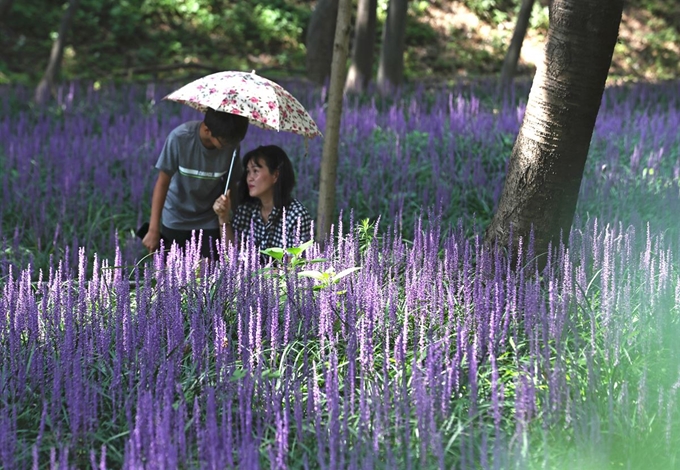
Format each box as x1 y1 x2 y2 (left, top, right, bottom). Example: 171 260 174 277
0 0 15 21
305 0 339 86
377 0 408 94
315 0 352 241
498 0 535 96
344 0 377 94
484 0 623 259
34 0 81 105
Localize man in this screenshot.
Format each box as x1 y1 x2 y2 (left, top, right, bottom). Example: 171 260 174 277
142 108 249 258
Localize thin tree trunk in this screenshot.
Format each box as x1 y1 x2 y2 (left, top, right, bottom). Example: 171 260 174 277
344 0 377 94
377 0 408 94
305 0 339 86
315 0 352 241
35 0 81 105
485 0 623 260
0 0 15 21
498 0 535 97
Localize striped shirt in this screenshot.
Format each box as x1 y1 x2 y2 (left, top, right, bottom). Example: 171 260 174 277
155 121 240 230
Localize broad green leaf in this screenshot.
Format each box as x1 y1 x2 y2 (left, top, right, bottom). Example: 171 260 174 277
261 247 285 261
286 239 314 256
331 267 362 282
298 270 326 281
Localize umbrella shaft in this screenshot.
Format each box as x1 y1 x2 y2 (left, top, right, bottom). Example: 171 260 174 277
224 148 237 195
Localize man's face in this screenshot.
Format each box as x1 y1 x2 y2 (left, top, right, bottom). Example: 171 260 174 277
215 136 241 150
205 135 233 150
203 124 242 150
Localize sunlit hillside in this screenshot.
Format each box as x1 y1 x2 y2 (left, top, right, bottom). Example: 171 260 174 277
0 0 678 85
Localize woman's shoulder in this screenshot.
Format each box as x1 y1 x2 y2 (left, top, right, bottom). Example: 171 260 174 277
235 200 260 214
232 200 260 230
282 200 312 225
286 199 311 214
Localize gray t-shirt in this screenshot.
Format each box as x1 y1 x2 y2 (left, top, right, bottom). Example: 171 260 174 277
155 121 241 230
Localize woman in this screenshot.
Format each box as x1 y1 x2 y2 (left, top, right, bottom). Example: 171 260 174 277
213 145 313 252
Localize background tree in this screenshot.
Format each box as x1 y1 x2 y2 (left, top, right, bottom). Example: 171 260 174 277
0 0 14 21
485 0 624 258
316 0 352 240
497 0 535 96
2 1 678 87
34 0 80 105
344 0 377 94
377 0 408 93
305 0 339 86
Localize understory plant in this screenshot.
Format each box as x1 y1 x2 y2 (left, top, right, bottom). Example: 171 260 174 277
0 216 678 468
1 79 680 468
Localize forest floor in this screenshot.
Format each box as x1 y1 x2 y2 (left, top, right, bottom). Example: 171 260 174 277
0 0 679 86
417 0 680 84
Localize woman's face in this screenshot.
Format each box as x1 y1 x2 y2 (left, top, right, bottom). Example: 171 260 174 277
245 157 278 201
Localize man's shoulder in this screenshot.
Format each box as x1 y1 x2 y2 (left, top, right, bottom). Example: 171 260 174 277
168 121 201 142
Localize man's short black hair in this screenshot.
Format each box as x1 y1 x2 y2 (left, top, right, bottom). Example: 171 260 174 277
204 108 249 143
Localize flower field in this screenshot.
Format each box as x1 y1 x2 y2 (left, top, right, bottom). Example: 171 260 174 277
1 79 679 468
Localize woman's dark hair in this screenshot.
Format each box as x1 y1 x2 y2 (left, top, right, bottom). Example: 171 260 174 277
237 145 296 209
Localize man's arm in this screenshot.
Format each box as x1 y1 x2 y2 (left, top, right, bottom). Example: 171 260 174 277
143 170 172 252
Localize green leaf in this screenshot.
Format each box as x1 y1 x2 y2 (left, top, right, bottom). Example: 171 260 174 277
298 270 325 281
331 267 362 283
229 368 247 382
286 239 314 256
261 247 285 261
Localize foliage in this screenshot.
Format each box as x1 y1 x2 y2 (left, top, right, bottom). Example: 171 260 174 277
261 239 363 291
404 1 439 47
1 208 678 467
528 2 550 31
465 0 515 24
1 0 311 84
3 78 680 277
2 0 680 85
1 71 680 467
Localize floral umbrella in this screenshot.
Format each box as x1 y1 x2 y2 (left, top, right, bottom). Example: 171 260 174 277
163 70 322 138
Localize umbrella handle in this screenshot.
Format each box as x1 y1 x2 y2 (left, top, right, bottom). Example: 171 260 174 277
224 147 238 196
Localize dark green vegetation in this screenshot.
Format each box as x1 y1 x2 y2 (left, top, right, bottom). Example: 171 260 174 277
1 1 679 465
1 1 680 462
1 0 679 86
2 78 680 278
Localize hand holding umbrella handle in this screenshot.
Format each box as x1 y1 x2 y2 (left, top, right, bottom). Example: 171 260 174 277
214 191 232 225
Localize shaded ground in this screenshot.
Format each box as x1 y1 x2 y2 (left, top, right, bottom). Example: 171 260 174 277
0 0 678 85
417 0 680 83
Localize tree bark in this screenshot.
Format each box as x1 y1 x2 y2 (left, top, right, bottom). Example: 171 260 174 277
498 0 535 97
305 0 339 86
485 0 623 259
35 0 81 105
315 0 352 241
377 0 408 94
0 0 15 22
344 0 377 94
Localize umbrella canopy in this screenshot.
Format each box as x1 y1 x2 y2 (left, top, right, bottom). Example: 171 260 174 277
163 70 322 138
